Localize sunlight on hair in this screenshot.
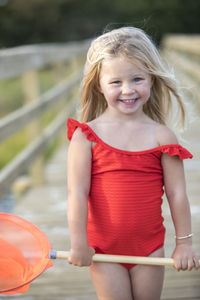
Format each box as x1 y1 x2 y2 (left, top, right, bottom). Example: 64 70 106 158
80 26 188 133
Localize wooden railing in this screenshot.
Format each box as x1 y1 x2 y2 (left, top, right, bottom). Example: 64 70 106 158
0 40 90 199
1 35 199 200
161 34 200 111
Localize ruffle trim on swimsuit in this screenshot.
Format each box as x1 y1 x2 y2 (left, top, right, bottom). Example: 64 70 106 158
67 118 98 143
159 144 193 160
67 118 193 159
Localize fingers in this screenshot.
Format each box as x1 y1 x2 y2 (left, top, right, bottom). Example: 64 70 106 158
67 247 95 267
68 256 72 264
67 251 73 265
89 246 96 256
174 256 200 271
192 256 200 270
173 258 182 272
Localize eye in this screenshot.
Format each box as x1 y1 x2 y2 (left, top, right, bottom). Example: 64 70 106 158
134 77 143 82
111 80 121 85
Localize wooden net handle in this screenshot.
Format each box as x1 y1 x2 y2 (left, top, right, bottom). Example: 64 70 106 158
49 250 175 266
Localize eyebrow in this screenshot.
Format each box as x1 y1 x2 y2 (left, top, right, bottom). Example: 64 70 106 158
108 73 145 80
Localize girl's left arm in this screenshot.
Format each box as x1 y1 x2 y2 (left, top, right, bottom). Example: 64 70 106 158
161 153 199 271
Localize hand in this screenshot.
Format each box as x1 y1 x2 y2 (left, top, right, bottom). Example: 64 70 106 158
68 246 95 267
172 243 199 271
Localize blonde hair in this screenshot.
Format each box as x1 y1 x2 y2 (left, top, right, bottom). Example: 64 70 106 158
80 26 185 128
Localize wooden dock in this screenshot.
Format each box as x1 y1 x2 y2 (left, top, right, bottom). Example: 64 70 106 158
161 117 200 300
0 118 199 300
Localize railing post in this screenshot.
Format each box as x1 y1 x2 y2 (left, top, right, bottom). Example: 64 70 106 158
0 41 90 199
21 70 44 185
54 57 79 143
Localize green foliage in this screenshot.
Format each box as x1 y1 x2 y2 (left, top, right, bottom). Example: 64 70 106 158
0 67 64 169
0 78 24 118
38 67 58 94
0 0 199 171
0 115 60 170
44 136 61 161
0 128 28 170
0 67 58 118
0 0 200 47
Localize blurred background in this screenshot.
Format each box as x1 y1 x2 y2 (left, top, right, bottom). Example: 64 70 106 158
0 0 200 47
0 1 200 299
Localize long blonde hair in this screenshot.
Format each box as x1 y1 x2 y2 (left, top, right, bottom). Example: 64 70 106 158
80 26 185 127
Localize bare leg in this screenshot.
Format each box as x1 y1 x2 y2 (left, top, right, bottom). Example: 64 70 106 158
90 262 133 300
130 248 165 300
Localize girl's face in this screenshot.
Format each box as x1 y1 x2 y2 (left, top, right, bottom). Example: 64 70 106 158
98 55 153 117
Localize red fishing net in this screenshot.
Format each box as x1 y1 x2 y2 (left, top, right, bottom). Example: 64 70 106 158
0 212 53 294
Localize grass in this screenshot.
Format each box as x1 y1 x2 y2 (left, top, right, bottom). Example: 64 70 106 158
0 77 24 118
0 64 71 170
0 128 28 170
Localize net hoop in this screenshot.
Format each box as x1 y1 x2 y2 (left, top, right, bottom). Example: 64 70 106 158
0 212 53 294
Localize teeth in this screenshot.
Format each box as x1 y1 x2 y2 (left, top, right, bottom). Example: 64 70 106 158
121 99 136 103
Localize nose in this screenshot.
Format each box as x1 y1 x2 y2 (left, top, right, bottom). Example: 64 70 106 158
122 82 135 94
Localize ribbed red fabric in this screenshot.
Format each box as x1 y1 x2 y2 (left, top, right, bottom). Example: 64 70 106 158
67 118 193 269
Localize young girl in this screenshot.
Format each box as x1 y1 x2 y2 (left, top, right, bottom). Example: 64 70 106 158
66 27 199 300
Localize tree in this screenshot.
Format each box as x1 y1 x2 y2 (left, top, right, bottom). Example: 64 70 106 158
0 0 199 47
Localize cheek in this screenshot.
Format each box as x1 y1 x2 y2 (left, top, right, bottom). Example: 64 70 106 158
146 87 151 97
102 87 118 99
140 84 151 98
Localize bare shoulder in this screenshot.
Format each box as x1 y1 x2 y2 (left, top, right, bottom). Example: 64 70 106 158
86 117 104 135
68 127 92 195
70 127 92 149
155 124 178 146
86 117 101 130
68 127 92 178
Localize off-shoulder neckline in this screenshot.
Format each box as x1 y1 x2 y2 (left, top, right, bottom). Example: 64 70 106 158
69 118 185 155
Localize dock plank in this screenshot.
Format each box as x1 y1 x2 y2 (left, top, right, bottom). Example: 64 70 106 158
0 120 199 300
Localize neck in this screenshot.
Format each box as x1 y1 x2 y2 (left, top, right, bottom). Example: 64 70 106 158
102 108 147 123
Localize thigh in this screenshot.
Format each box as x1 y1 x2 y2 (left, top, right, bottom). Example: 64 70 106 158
90 262 133 300
130 248 165 300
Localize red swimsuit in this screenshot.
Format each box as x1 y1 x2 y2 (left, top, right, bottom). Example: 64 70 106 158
67 118 193 269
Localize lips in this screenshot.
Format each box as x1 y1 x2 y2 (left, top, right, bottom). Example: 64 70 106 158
118 98 138 103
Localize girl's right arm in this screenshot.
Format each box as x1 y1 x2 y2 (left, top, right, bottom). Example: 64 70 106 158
67 127 95 266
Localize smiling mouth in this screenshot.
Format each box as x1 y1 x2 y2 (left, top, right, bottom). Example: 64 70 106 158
119 98 138 103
